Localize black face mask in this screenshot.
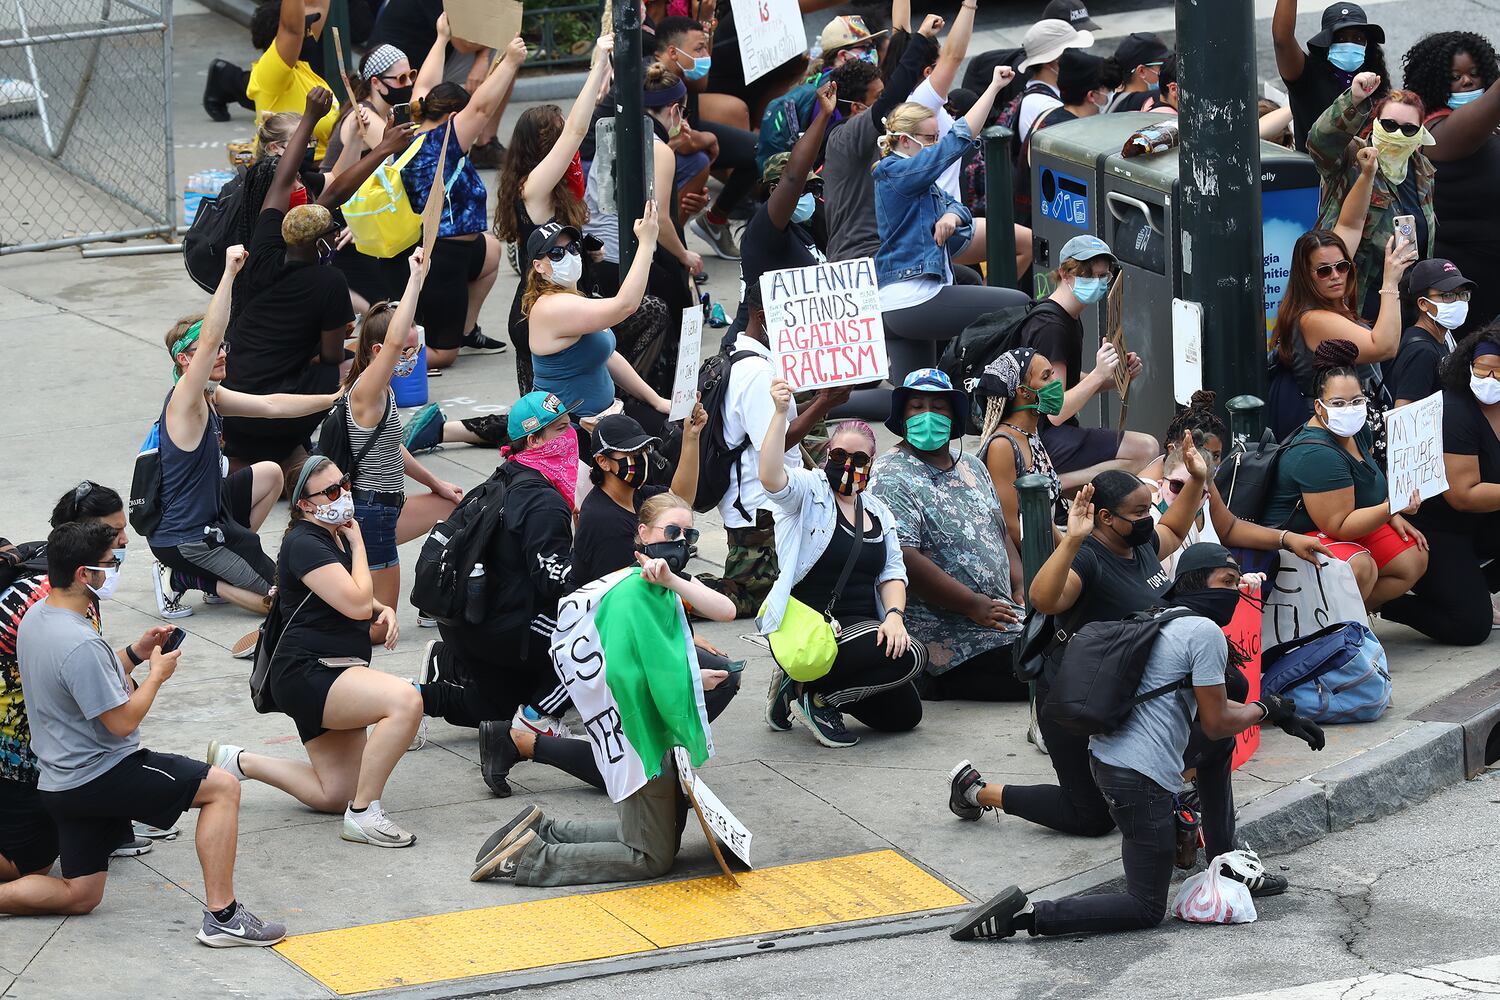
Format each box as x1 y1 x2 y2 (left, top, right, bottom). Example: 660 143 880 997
381 83 413 108
823 457 870 496
611 452 651 489
300 31 321 65
1171 587 1241 628
1110 510 1156 548
640 539 688 574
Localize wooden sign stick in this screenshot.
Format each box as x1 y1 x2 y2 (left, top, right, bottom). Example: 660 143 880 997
418 121 451 281
329 27 356 108
683 776 740 885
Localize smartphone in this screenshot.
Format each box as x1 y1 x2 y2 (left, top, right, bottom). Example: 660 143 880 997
159 627 186 654
721 659 747 676
1393 214 1416 249
390 102 412 126
318 656 369 669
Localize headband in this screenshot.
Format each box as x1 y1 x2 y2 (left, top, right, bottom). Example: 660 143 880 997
1476 340 1500 358
643 78 688 107
292 455 334 505
169 320 203 383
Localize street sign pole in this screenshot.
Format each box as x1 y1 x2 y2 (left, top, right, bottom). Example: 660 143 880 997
613 0 646 274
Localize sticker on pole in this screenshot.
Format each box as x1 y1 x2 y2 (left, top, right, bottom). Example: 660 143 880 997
1171 298 1203 405
1384 391 1447 510
729 0 804 84
761 258 887 392
669 307 703 421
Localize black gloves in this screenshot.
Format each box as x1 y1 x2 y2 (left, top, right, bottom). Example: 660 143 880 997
1256 694 1298 725
1279 714 1326 751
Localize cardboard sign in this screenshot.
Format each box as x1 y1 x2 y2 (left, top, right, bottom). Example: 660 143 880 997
669 307 703 421
728 0 804 83
1261 552 1366 649
418 122 451 280
762 258 887 392
674 747 752 871
1105 271 1128 402
444 0 523 51
1226 582 1263 771
1384 391 1448 510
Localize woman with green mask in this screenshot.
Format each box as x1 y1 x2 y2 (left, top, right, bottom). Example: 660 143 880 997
980 347 1064 547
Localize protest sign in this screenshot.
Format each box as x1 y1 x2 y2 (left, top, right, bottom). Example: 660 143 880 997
669 307 703 421
1261 552 1366 649
762 258 887 392
1226 581 1262 771
728 0 804 83
418 122 450 280
444 0 523 51
675 747 752 876
1384 391 1448 510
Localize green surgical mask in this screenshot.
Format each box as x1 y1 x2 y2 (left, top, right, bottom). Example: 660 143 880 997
1014 379 1065 416
904 411 953 451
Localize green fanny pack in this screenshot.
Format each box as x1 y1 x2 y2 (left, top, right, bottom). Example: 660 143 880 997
761 494 866 683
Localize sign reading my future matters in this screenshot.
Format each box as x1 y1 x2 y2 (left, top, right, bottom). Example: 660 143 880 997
761 257 888 392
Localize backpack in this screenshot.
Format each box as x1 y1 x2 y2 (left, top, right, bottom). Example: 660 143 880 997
939 297 1054 426
962 48 1027 114
757 83 821 172
249 592 311 714
1214 431 1346 526
1261 621 1390 723
0 541 48 594
339 140 430 259
313 395 391 482
691 345 760 519
982 79 1056 222
128 421 165 538
182 168 247 293
1042 607 1198 736
410 467 510 624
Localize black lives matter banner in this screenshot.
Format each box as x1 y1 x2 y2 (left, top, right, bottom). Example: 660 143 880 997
761 257 888 392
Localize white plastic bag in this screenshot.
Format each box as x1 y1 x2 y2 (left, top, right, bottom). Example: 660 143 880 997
1172 850 1260 924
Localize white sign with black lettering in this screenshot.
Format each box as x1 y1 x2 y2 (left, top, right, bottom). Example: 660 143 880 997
728 0 805 84
1384 391 1448 510
669 307 703 422
674 747 752 868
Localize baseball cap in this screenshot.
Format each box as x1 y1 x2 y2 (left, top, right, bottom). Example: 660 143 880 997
761 151 817 185
1308 2 1384 48
1019 18 1094 72
590 414 660 458
524 221 582 267
1059 234 1116 265
360 44 408 81
1041 0 1100 32
507 391 574 441
1405 258 1475 296
886 368 970 436
1112 32 1169 72
1057 49 1105 97
1170 542 1240 586
819 14 886 55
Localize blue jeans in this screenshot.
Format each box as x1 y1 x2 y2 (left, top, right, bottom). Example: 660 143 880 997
353 492 403 570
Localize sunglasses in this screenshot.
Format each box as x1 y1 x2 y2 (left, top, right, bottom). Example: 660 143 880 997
1471 364 1500 382
379 70 417 85
544 241 581 262
1377 118 1421 137
828 448 872 468
660 524 700 544
304 474 352 502
1162 478 1189 497
1314 259 1353 278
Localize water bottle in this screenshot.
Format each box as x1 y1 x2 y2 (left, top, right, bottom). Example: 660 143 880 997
464 563 486 624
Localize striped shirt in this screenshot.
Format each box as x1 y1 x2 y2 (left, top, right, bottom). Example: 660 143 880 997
346 382 406 494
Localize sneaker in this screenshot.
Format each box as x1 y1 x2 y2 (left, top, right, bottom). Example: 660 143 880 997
948 760 989 821
230 629 258 660
505 240 520 276
201 58 243 123
133 820 179 840
474 804 543 863
689 216 741 260
470 828 536 882
707 302 728 328
512 705 574 739
202 592 228 605
765 664 793 732
479 719 520 797
459 412 509 446
206 740 246 781
152 561 194 620
341 802 416 848
403 402 446 454
949 885 1029 942
461 326 508 354
111 835 153 858
468 136 505 169
418 639 443 686
1222 851 1289 897
197 902 287 948
1026 697 1049 755
417 614 438 628
790 692 859 749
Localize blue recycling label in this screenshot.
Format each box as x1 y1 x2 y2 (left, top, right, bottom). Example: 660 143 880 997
1039 167 1090 230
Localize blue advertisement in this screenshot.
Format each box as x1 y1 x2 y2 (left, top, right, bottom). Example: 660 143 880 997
1038 167 1090 230
1262 185 1321 350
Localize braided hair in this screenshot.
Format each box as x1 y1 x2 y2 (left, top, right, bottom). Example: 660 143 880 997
1312 338 1362 398
1402 31 1500 117
1165 390 1227 453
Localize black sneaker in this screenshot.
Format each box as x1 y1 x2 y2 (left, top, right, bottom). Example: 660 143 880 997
459 412 509 445
765 664 793 732
202 58 243 122
948 760 989 821
474 804 543 863
791 692 859 748
479 719 519 797
461 327 508 354
468 136 506 169
1223 863 1289 897
949 885 1028 942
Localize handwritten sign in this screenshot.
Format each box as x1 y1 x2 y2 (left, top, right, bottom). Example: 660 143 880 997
728 0 804 83
444 0 523 51
1261 552 1366 649
762 258 887 391
1226 581 1263 771
669 307 703 421
675 747 752 869
1384 391 1448 510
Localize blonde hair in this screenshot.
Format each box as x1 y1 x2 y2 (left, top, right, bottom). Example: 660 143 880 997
875 102 936 162
980 396 1007 443
1049 256 1096 286
520 269 583 317
255 111 301 159
638 491 691 530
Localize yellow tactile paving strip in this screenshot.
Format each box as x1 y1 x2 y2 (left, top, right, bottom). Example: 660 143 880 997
274 850 968 995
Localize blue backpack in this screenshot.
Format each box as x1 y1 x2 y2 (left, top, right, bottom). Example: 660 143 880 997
1261 621 1391 724
757 82 821 172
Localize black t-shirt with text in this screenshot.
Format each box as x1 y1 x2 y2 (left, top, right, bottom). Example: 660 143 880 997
1064 532 1170 633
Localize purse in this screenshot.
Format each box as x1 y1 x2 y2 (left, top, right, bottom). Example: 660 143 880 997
763 494 867 683
249 592 311 714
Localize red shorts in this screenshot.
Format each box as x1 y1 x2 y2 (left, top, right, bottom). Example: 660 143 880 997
1304 523 1419 570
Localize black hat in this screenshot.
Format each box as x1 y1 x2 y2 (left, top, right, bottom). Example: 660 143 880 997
1041 0 1099 31
1112 31 1169 72
590 413 660 458
524 221 582 267
1405 257 1475 296
1058 49 1105 98
1169 542 1239 590
1308 2 1384 48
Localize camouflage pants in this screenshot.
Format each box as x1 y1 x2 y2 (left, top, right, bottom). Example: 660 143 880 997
696 511 778 619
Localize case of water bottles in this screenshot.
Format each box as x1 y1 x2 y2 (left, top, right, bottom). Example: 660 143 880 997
182 169 236 226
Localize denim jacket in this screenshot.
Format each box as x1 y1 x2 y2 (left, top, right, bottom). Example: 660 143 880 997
756 468 908 635
872 118 978 287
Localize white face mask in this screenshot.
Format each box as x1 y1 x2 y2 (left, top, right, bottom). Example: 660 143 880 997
1320 401 1368 437
1471 373 1500 405
392 349 420 377
546 251 582 286
85 564 121 600
1421 297 1469 332
311 493 355 526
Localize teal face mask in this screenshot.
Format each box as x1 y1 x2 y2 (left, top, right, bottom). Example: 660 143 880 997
1072 276 1108 305
1327 42 1366 72
904 410 952 451
791 192 816 224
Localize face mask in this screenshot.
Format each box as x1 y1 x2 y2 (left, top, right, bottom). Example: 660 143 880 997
510 429 581 508
86 564 121 601
288 185 310 209
1015 378 1065 416
824 456 871 496
1172 587 1240 627
1422 297 1469 331
311 492 355 526
546 251 582 286
1326 42 1366 73
667 109 683 138
684 55 712 80
791 192 816 224
856 48 877 64
112 546 127 568
1372 123 1427 184
1090 91 1110 112
382 83 413 108
640 538 689 574
392 350 420 377
1471 373 1500 405
903 411 952 452
1319 401 1368 437
300 31 320 64
1448 88 1483 109
1072 275 1108 304
1109 510 1156 548
611 452 651 488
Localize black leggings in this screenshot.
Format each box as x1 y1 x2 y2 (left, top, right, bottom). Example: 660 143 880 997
917 643 1030 702
698 119 757 216
803 619 925 731
1003 706 1116 838
1381 519 1500 647
882 285 1030 385
420 618 569 728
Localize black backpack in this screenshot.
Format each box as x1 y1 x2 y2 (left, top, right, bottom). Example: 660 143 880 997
128 420 164 538
183 168 247 294
939 297 1053 427
1215 431 1346 526
0 541 48 594
313 395 389 482
691 345 759 520
410 467 509 624
1042 607 1198 736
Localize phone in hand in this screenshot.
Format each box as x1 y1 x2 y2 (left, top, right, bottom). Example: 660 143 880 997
1393 214 1416 250
721 659 746 676
159 627 186 655
390 102 412 126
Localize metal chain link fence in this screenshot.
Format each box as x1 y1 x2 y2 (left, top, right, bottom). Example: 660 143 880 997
0 0 173 254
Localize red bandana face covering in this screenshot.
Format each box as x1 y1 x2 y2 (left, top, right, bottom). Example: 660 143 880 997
505 430 580 509
565 151 586 203
288 185 310 209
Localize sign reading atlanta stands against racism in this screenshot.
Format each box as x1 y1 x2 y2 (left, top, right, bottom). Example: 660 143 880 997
762 258 889 392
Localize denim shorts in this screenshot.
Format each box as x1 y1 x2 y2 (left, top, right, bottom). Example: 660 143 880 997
354 491 404 570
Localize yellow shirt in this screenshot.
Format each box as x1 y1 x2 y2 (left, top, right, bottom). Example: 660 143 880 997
246 43 340 159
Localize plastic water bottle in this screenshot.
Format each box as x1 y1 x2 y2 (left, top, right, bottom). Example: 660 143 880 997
464 563 485 624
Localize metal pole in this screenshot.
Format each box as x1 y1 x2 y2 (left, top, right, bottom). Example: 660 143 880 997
612 0 645 274
1225 393 1265 447
162 0 175 237
981 125 1018 289
1014 473 1056 601
1177 0 1266 410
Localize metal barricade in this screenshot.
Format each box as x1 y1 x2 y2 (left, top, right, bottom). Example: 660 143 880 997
0 0 174 253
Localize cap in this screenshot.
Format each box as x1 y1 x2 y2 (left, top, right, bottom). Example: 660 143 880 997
885 367 970 435
524 221 582 266
1041 0 1100 32
1170 542 1240 585
818 14 887 55
1405 257 1474 295
1019 18 1094 72
590 414 660 458
507 391 574 441
1057 48 1105 97
1112 31 1169 72
1308 2 1384 48
1059 233 1116 264
281 204 336 246
360 44 408 81
761 151 818 185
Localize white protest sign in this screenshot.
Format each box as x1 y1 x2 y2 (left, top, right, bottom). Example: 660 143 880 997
1261 551 1367 649
669 307 703 421
1384 391 1448 510
444 0 523 51
674 747 752 868
762 257 887 392
728 0 804 84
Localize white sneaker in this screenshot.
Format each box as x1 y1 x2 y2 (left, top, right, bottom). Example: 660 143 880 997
202 592 228 605
207 740 247 780
133 820 179 840
230 629 258 660
341 801 416 848
512 705 574 739
417 614 438 628
1026 699 1049 756
152 561 194 620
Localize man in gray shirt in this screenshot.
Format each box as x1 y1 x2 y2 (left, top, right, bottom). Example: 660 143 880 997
0 521 284 947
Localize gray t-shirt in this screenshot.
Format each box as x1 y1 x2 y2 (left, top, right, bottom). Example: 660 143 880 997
16 602 137 792
823 111 881 263
1090 615 1227 793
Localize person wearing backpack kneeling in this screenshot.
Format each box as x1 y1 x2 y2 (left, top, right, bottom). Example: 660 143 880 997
949 543 1326 942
